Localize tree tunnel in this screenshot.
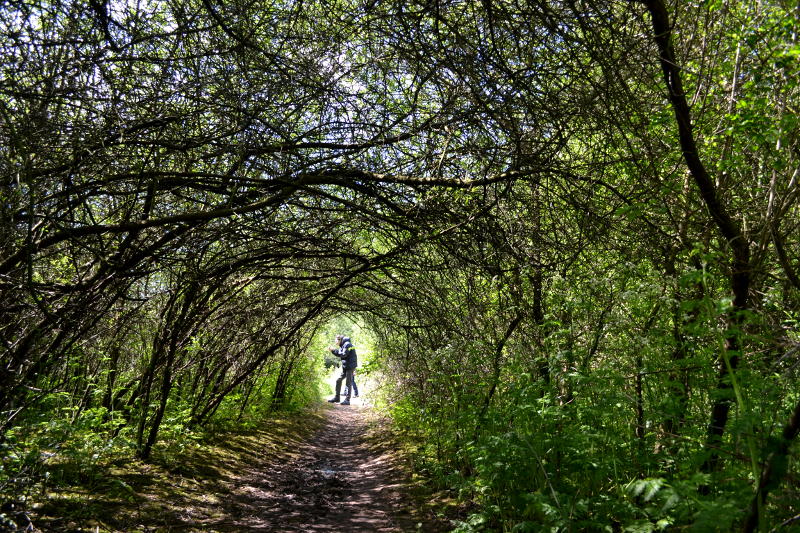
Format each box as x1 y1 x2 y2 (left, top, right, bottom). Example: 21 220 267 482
2 0 800 529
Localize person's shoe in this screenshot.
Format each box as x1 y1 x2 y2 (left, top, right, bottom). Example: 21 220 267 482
327 397 340 403
339 399 350 405
354 394 359 397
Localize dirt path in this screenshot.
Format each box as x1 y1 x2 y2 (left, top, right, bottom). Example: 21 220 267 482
27 399 446 532
211 400 427 532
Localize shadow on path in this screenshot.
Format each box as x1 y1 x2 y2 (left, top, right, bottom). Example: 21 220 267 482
27 400 447 532
207 400 425 532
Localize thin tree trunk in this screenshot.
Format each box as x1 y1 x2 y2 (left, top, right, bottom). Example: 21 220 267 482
643 0 752 474
476 312 524 425
659 254 702 454
140 282 200 459
531 270 551 385
140 344 177 460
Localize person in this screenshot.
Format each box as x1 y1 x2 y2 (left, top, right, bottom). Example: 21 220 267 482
343 368 359 398
327 334 357 405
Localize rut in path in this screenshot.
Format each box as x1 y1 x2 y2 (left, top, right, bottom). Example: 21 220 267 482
214 401 426 532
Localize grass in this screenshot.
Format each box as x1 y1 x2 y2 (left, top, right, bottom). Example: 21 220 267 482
26 408 327 532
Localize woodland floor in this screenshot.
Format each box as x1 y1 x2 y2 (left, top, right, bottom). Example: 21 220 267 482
27 399 449 532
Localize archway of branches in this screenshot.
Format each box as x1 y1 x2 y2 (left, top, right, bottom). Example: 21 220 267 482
2 0 799 529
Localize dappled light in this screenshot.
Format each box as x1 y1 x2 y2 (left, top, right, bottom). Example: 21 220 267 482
2 0 799 531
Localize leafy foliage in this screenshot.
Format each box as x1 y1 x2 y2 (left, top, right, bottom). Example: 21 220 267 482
2 0 800 530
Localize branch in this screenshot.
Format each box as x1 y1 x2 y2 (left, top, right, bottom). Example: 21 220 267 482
642 0 748 264
1 166 536 275
772 222 800 291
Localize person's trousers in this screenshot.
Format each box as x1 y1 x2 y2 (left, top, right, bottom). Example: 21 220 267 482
344 375 359 397
335 367 355 399
349 378 359 397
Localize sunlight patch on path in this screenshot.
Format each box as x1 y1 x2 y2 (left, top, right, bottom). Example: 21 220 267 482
207 400 420 532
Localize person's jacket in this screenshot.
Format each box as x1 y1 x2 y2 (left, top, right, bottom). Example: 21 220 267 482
340 337 358 370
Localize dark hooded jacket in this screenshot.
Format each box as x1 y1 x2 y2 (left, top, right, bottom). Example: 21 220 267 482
340 337 358 370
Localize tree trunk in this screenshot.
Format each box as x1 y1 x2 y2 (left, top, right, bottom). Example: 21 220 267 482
643 0 752 474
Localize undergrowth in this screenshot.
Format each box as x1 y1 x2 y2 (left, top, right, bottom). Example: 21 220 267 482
383 374 793 532
0 393 323 531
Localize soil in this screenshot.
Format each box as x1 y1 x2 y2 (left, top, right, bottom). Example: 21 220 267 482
208 399 432 532
27 399 448 532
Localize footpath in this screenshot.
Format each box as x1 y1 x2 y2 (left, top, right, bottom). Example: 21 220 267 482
28 400 447 532
213 400 428 532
